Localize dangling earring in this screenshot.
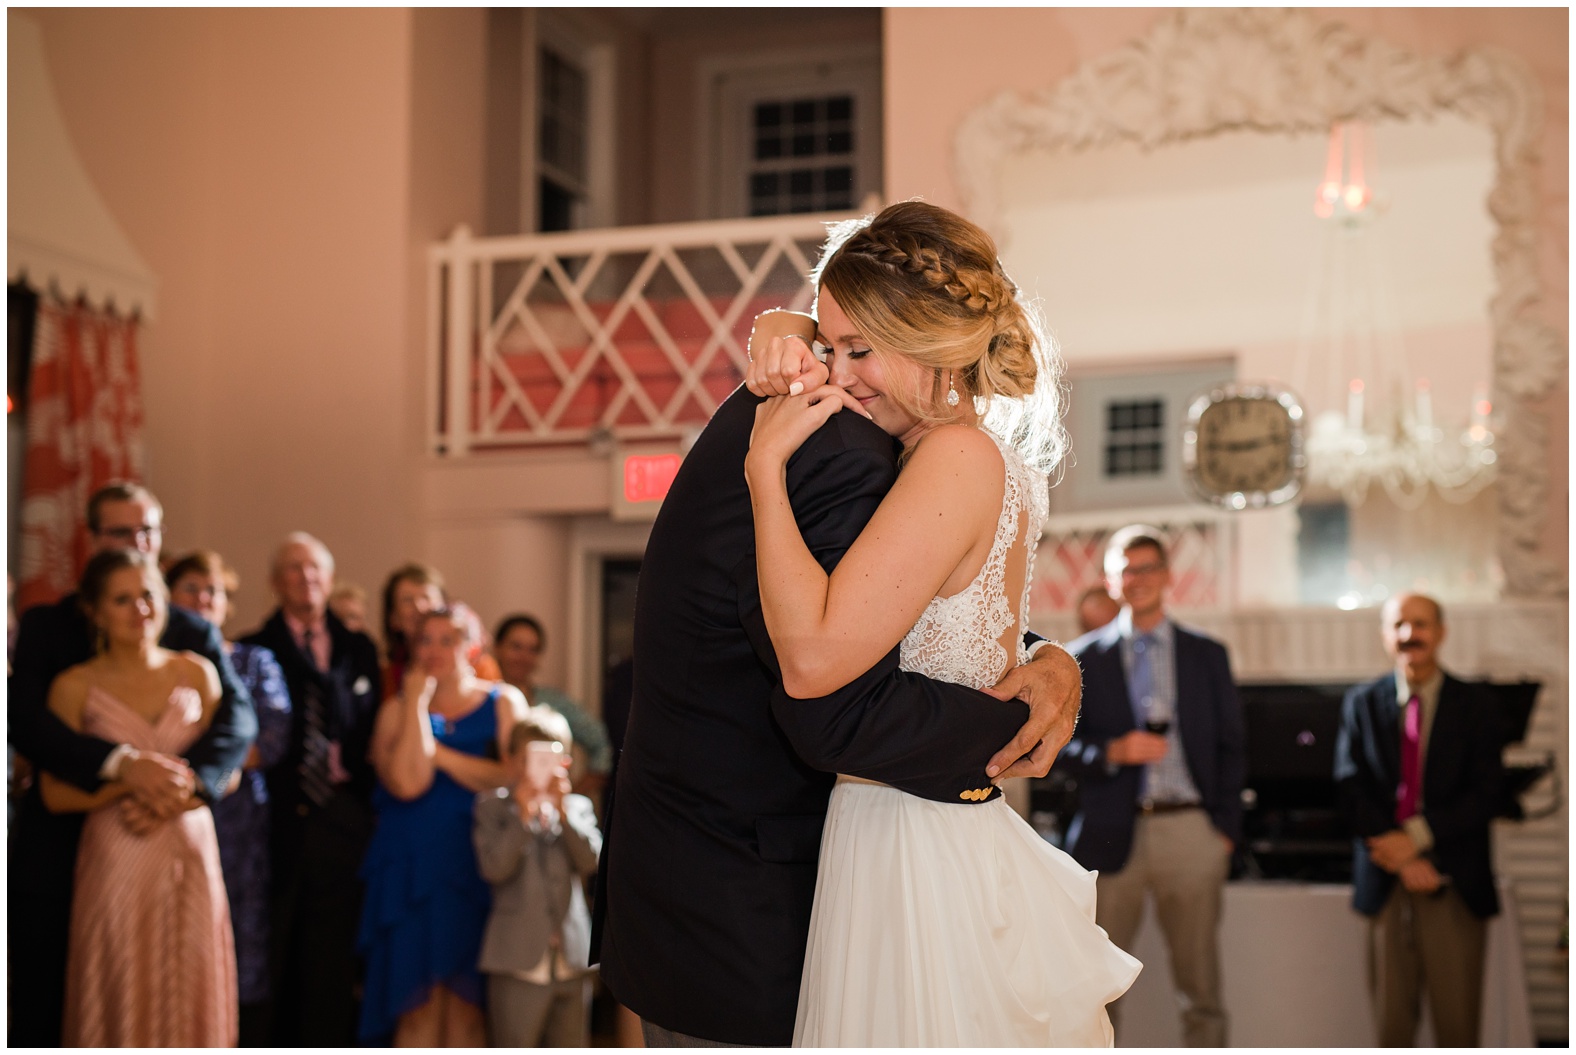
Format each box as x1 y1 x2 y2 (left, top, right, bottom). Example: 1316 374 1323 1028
946 370 960 407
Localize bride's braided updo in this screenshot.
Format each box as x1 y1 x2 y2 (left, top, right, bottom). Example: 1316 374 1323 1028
812 201 1066 472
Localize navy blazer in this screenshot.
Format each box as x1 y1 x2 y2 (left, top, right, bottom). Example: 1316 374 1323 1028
1334 672 1501 919
1059 618 1245 874
593 386 1033 1047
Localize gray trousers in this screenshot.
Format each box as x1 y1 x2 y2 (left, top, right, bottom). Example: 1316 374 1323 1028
1368 882 1487 1046
1095 808 1231 1047
486 973 591 1047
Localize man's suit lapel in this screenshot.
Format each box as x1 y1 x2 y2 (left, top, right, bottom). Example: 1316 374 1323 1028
1093 624 1134 733
1372 677 1402 780
1172 630 1206 763
1423 674 1465 799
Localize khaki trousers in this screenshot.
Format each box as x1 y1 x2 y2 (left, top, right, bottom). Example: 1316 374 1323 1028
1367 882 1486 1046
1095 808 1231 1047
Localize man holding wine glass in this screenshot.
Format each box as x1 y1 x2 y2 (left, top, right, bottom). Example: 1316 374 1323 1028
1059 525 1245 1046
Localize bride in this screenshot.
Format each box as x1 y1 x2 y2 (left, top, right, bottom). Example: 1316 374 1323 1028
744 201 1140 1046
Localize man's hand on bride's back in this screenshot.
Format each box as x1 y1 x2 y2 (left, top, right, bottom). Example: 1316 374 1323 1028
981 644 1082 781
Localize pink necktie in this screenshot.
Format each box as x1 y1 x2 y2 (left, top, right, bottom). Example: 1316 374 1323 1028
1396 693 1421 822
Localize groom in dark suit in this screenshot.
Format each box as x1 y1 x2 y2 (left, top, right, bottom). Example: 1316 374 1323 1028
1335 593 1502 1046
1059 525 1243 1047
594 319 1083 1047
8 481 257 1046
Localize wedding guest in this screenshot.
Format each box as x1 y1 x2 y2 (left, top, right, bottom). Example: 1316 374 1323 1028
43 549 237 1045
242 532 381 1046
167 549 293 1046
381 563 501 697
360 604 527 1046
494 614 612 793
381 563 446 698
473 707 601 1046
329 582 371 638
1076 583 1121 635
1060 526 1245 1046
1335 594 1504 1046
9 481 255 1046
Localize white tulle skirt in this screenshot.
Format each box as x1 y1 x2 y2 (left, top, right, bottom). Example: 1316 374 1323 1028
793 777 1141 1047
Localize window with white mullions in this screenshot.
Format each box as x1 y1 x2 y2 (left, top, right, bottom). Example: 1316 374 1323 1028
747 96 858 216
538 46 589 232
705 45 880 220
1104 399 1166 477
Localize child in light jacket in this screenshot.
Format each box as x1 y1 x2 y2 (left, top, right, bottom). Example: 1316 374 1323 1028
472 706 602 1046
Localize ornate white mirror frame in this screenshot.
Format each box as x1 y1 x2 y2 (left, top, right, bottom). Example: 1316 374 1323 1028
955 8 1564 598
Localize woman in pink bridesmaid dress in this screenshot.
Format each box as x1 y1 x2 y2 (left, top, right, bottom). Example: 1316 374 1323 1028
39 549 238 1047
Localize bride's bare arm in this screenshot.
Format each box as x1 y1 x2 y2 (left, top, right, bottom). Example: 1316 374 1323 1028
746 418 1002 698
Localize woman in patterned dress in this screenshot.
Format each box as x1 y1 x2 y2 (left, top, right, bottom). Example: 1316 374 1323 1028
166 549 293 1046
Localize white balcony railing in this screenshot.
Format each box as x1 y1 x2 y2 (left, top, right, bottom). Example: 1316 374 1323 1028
428 213 854 455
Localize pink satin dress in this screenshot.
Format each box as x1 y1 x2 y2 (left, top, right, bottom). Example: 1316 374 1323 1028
62 684 238 1046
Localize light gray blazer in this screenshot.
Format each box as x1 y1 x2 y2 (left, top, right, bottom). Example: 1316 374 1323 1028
472 788 602 976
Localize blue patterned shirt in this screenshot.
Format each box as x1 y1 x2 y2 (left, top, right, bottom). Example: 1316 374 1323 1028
1115 609 1203 807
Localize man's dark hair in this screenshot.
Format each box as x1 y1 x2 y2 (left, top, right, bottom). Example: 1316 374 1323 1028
495 613 547 652
1104 524 1169 570
86 481 161 534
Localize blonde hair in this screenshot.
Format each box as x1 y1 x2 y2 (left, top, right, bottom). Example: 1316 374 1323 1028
811 200 1067 473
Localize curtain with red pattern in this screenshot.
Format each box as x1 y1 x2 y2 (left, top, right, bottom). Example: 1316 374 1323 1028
15 296 145 611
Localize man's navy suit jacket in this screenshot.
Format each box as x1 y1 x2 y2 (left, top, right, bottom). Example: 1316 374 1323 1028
1334 671 1502 919
1058 618 1245 874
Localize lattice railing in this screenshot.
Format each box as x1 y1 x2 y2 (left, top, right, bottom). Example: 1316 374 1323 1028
428 213 853 455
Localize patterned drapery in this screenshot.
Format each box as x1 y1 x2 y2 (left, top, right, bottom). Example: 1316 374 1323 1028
15 296 145 611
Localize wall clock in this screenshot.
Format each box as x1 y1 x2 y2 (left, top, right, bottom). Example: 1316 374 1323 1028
1181 383 1306 509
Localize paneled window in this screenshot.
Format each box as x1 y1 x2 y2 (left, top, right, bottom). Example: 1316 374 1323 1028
538 46 588 232
747 96 857 216
1104 399 1166 477
708 46 880 219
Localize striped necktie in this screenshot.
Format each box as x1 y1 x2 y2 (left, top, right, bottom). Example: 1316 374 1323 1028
298 628 334 807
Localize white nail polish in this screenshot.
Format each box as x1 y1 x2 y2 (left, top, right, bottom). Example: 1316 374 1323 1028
789 382 804 396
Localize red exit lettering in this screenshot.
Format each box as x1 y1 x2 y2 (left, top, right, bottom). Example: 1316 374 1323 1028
624 453 682 504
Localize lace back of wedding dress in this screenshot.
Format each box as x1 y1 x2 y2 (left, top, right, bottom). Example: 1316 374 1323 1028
898 429 1048 691
796 430 1139 1046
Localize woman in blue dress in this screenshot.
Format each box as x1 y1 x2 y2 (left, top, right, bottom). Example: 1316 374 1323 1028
165 550 293 1047
360 603 527 1045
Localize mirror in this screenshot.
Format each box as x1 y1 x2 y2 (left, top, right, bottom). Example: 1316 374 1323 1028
998 116 1499 607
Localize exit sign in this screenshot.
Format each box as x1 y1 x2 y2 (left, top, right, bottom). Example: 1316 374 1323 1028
624 453 682 504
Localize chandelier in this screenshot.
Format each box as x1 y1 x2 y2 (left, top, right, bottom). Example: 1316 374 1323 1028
1292 122 1498 510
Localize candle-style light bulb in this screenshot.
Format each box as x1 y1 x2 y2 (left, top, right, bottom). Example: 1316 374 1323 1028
1415 378 1433 430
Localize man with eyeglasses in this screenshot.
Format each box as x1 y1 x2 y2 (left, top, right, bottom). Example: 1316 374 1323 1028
8 480 257 1046
1057 525 1245 1047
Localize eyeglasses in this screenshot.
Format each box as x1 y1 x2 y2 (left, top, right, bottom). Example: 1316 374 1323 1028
97 524 161 544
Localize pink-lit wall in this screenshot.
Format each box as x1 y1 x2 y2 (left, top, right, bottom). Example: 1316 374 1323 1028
23 8 491 638
884 7 1569 587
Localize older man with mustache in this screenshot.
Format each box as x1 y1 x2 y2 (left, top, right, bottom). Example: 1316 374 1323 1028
1335 593 1505 1046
